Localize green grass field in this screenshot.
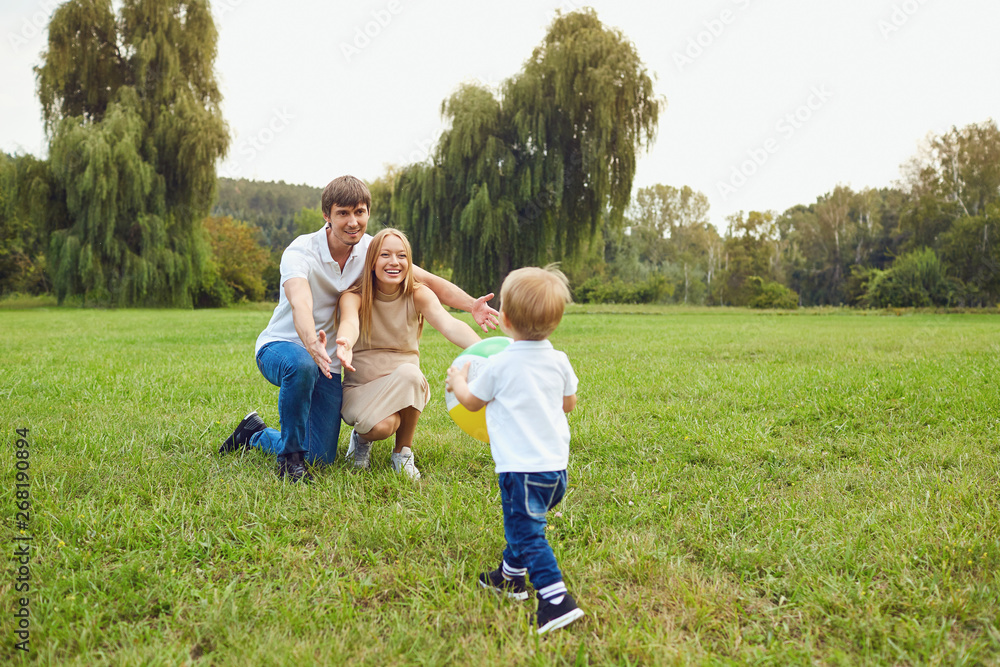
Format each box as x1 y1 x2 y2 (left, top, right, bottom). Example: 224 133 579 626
1 305 998 665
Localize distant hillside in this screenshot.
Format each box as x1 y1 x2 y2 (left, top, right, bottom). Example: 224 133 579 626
212 178 323 251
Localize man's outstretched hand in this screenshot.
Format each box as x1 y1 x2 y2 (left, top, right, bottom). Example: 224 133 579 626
471 293 500 332
307 330 334 379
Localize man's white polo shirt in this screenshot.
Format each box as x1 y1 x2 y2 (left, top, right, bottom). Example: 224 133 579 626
255 227 372 366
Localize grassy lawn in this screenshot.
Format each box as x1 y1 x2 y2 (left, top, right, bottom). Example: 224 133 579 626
1 305 998 665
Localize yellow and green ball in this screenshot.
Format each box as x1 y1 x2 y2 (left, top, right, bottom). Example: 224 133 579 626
444 337 513 443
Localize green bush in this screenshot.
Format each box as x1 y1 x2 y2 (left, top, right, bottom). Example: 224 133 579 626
202 216 269 303
0 248 49 295
192 259 234 308
574 274 672 304
845 265 878 305
746 276 799 309
938 208 1000 307
859 248 959 308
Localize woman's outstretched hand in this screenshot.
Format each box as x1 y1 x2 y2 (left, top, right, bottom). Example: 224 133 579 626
335 336 355 372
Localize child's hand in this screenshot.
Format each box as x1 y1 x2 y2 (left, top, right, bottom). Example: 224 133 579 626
446 362 487 411
445 362 471 392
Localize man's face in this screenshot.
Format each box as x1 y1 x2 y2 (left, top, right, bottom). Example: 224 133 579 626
325 203 369 247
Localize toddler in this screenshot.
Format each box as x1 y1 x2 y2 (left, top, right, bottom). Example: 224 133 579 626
446 265 583 634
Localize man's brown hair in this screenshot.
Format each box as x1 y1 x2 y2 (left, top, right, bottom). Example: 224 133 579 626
321 175 372 217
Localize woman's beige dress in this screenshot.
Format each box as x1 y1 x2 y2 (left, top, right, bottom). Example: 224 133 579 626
341 288 430 434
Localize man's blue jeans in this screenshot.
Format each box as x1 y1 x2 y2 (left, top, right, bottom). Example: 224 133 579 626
498 470 568 590
249 341 342 465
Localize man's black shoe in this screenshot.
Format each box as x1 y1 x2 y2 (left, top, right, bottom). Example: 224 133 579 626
277 451 312 483
219 411 267 454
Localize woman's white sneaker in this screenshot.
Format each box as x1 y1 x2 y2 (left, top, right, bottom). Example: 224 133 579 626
390 447 421 479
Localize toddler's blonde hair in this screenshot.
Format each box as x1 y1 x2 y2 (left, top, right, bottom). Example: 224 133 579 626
499 264 572 340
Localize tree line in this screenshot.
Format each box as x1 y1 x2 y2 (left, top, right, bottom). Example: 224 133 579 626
369 118 997 309
2 2 996 309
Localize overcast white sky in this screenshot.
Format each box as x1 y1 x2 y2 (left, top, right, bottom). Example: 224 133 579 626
2 0 998 230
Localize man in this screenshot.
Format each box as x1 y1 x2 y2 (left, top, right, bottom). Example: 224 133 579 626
219 175 498 482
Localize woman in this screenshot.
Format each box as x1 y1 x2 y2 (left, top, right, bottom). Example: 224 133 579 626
335 228 481 478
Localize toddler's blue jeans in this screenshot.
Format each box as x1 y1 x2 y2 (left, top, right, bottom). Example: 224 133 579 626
499 470 568 590
250 341 343 465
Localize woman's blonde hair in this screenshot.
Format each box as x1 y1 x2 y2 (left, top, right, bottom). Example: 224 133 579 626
347 228 422 344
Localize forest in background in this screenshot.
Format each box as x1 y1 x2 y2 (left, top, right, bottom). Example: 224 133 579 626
11 120 998 309
5 118 998 309
1 2 997 309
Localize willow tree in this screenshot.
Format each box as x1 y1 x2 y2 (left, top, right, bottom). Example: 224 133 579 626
36 0 228 306
0 153 54 295
393 9 661 296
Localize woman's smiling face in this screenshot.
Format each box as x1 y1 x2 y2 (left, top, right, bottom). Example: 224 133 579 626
373 233 409 291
